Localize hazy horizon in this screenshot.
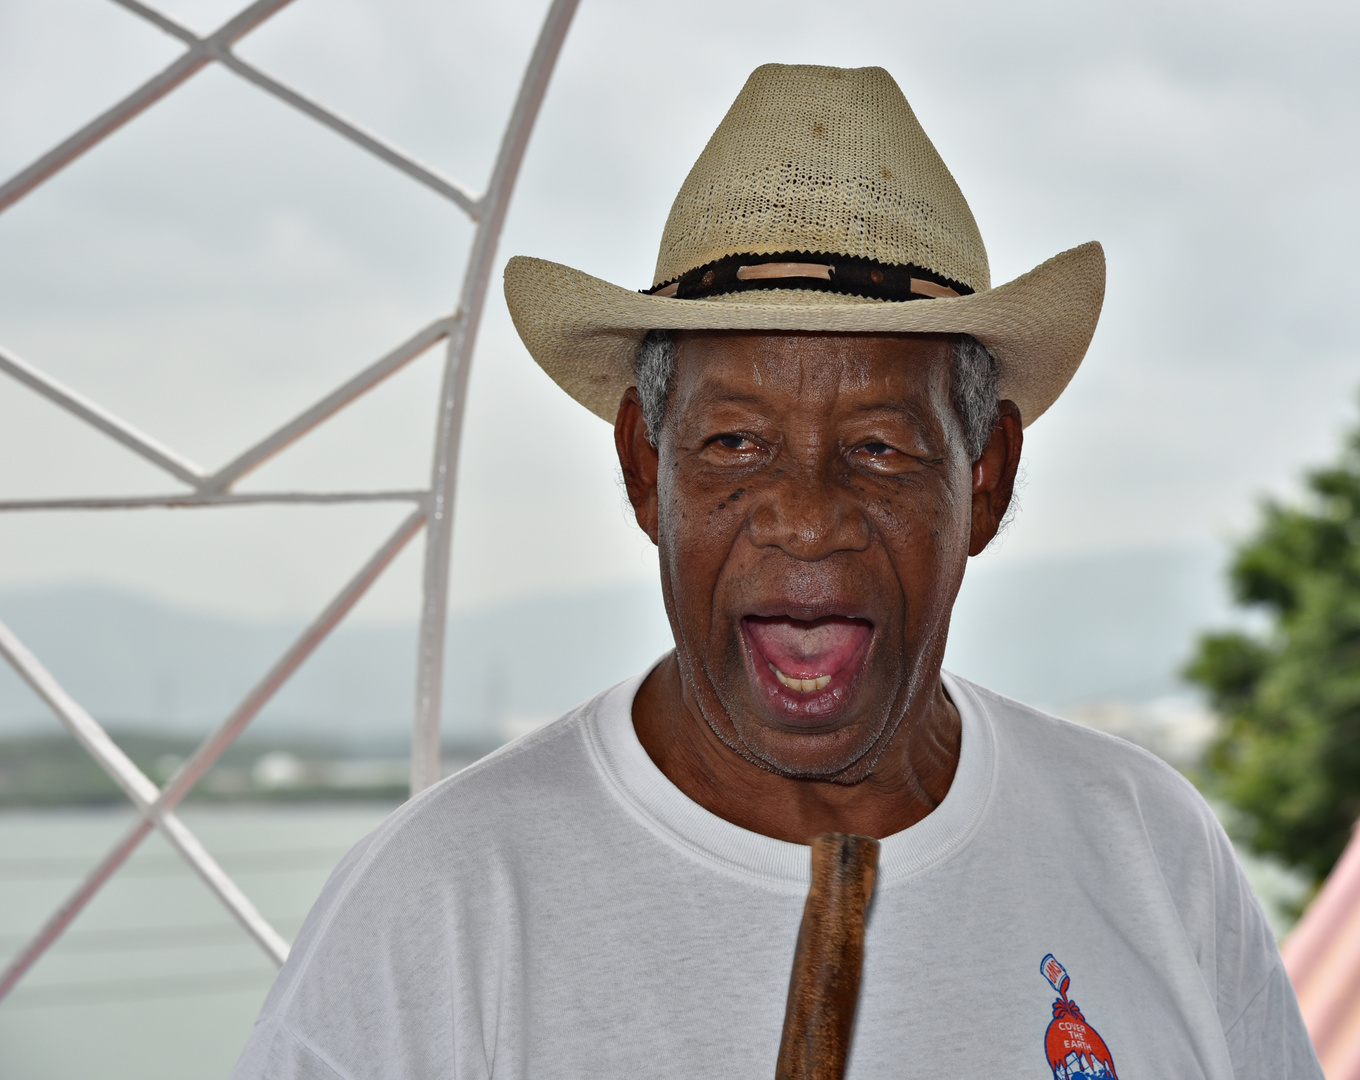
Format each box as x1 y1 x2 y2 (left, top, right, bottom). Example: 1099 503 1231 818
0 542 1241 748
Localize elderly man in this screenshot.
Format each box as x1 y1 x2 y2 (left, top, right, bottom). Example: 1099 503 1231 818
235 65 1318 1080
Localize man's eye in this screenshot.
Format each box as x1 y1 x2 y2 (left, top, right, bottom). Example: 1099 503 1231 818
714 434 754 450
861 441 894 456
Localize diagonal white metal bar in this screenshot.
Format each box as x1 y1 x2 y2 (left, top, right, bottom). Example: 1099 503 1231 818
0 620 159 808
411 0 580 794
156 503 428 810
0 345 206 488
201 315 458 493
155 811 290 961
107 0 199 45
214 53 480 218
0 506 426 1001
109 0 481 217
0 490 427 512
0 618 288 969
167 0 296 47
0 816 155 1002
0 0 296 215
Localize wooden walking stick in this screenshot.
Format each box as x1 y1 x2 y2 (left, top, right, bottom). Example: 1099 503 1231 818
776 832 881 1080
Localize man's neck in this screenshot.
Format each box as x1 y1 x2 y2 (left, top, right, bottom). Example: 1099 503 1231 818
631 653 961 845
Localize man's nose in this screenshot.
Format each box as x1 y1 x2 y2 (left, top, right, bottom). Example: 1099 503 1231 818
746 459 872 561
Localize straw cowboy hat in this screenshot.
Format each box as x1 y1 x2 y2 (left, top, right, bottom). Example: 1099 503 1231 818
504 63 1104 427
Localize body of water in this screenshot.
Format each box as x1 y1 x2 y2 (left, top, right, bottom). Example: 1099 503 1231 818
0 804 397 1080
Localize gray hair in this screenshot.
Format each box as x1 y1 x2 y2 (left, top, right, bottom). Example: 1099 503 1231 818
633 330 1000 461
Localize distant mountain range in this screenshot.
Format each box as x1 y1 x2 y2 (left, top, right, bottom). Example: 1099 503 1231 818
0 545 1243 748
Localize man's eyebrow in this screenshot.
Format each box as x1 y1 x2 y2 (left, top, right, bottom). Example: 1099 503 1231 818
845 400 935 425
846 401 918 417
684 386 772 411
681 393 939 426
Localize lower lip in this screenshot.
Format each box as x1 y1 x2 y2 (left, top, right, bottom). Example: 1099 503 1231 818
741 619 873 725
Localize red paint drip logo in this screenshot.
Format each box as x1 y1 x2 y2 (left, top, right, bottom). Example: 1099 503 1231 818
1040 955 1118 1080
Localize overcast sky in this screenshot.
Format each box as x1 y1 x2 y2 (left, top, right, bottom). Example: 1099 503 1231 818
1 0 1357 623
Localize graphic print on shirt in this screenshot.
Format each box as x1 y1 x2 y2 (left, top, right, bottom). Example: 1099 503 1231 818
1040 954 1119 1080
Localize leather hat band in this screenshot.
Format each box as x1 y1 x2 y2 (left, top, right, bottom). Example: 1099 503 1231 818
644 251 973 302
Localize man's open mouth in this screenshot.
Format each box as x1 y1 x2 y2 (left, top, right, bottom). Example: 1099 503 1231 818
742 614 874 720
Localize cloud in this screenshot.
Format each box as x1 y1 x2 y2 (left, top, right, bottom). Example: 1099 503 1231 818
0 0 1356 619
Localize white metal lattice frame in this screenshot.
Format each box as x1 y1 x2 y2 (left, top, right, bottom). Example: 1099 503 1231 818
0 0 580 1002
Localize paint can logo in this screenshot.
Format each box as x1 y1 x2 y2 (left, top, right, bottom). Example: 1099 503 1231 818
1039 954 1118 1079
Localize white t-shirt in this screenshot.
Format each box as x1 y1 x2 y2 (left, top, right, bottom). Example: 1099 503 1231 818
234 671 1320 1080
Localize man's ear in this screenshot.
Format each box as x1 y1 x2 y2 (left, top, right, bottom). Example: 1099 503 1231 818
969 400 1023 557
615 387 660 544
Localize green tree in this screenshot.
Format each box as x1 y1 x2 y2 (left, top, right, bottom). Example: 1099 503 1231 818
1187 410 1360 886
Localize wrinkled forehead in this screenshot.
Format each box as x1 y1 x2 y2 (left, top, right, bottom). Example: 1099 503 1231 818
669 330 957 413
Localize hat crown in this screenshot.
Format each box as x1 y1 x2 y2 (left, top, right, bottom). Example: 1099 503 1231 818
653 64 990 292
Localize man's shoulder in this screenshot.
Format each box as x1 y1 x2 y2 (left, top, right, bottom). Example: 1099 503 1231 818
957 674 1195 776
300 686 629 915
434 703 598 806
268 691 622 983
239 689 641 1078
949 673 1218 834
954 673 1250 932
366 695 609 862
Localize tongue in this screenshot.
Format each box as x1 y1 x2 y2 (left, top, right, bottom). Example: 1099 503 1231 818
745 616 871 680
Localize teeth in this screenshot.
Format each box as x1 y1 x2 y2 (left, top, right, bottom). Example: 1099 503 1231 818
769 663 831 693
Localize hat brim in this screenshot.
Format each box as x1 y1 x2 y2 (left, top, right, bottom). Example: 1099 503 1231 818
503 240 1104 428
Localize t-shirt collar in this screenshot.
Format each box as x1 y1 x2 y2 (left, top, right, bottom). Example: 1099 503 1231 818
585 663 996 893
